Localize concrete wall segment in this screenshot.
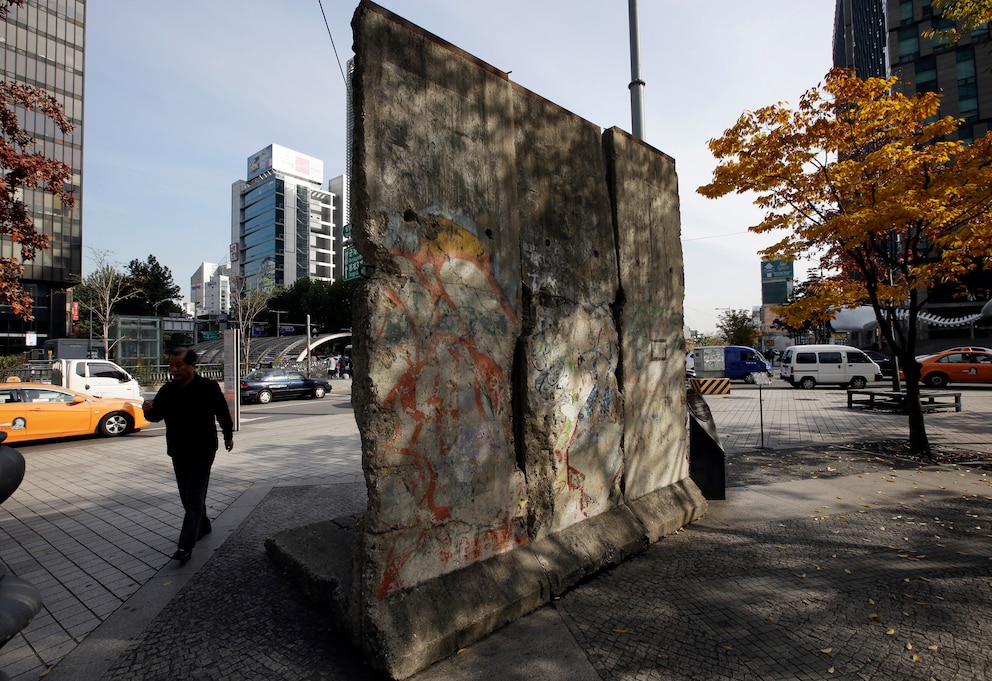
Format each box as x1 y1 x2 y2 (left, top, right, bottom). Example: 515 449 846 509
344 3 703 678
606 128 688 500
352 1 526 602
512 83 625 541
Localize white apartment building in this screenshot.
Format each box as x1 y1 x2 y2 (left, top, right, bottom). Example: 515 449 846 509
190 262 231 315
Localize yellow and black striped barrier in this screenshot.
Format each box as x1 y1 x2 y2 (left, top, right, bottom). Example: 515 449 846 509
690 378 731 395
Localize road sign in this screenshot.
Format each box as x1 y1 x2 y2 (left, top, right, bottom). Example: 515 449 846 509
344 244 364 281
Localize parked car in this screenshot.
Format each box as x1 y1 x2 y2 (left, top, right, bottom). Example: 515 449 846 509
239 369 332 404
779 344 882 389
907 349 992 388
861 350 894 377
0 380 150 443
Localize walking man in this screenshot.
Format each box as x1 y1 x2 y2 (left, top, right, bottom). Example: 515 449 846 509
143 347 234 563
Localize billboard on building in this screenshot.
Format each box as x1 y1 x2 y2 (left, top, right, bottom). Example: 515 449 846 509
761 260 794 305
761 260 793 280
247 144 323 184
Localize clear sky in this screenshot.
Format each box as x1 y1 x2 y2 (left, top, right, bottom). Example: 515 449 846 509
83 0 835 334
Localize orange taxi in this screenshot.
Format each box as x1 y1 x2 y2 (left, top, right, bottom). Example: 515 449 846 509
0 379 150 444
907 349 992 388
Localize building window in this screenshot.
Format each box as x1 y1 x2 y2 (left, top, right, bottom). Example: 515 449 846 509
898 26 919 63
914 55 937 93
899 0 914 25
931 18 956 53
957 47 978 121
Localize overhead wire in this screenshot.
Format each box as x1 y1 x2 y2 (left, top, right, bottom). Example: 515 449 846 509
317 0 348 87
681 230 750 241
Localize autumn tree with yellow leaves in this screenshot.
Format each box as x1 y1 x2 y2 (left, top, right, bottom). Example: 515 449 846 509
927 0 992 41
698 68 992 455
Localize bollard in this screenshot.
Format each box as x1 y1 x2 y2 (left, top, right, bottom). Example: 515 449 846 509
0 432 42 662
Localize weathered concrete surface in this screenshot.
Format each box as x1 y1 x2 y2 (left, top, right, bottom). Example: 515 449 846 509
351 0 526 608
607 129 688 500
296 2 707 678
515 88 625 541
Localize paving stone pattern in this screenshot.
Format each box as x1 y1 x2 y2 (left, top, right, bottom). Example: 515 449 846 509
1 381 991 680
555 448 992 680
105 483 377 681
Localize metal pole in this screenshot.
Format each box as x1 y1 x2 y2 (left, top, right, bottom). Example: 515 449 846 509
306 313 312 377
759 381 765 449
271 310 287 338
628 0 646 140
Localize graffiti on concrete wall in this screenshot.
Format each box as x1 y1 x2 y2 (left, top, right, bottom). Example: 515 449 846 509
530 314 624 532
368 214 526 598
626 300 683 351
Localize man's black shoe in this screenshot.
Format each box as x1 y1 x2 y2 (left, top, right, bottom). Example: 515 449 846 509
171 549 192 563
198 525 212 540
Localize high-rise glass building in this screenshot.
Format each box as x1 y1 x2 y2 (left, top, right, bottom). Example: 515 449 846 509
834 0 889 78
230 144 335 292
833 0 992 335
0 0 85 352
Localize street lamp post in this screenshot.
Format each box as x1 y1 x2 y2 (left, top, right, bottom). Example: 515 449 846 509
628 0 646 140
271 310 288 337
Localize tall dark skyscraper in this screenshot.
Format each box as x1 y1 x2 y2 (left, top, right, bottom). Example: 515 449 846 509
834 0 888 78
0 0 85 352
833 0 992 336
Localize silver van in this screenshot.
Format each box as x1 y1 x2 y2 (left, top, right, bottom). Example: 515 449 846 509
779 344 882 389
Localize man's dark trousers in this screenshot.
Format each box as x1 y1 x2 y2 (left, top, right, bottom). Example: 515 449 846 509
172 452 215 551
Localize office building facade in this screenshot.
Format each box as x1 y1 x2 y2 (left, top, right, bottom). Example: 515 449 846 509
834 0 889 78
231 144 335 292
833 0 992 340
0 0 85 352
327 173 351 281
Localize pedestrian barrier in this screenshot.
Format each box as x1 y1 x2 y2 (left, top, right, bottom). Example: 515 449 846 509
690 378 731 395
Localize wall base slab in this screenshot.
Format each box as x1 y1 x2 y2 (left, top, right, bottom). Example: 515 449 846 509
265 478 707 679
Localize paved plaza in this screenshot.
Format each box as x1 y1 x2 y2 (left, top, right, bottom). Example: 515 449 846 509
1 380 990 680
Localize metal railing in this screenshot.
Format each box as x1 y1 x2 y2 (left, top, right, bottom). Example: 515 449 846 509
0 364 226 388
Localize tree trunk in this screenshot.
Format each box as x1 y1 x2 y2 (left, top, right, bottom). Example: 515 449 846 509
900 360 931 456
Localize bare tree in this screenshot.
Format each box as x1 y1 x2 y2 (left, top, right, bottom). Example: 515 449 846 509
228 274 272 374
72 249 140 359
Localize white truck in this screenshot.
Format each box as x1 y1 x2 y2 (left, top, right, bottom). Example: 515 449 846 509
49 359 142 400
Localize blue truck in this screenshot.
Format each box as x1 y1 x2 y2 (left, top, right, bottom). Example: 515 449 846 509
687 345 772 383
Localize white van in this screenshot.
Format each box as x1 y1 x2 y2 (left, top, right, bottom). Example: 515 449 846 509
50 359 142 400
779 344 882 389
